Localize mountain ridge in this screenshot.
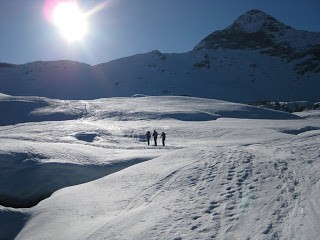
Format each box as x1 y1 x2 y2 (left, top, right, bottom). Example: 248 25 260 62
0 9 319 102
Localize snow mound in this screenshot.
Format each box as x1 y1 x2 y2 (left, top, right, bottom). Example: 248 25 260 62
86 96 301 121
0 95 300 126
0 151 151 208
0 95 84 126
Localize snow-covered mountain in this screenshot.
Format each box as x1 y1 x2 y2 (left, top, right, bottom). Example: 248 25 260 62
1 9 319 102
194 10 320 75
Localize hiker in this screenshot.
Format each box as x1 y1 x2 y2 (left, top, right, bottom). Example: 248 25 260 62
146 131 151 145
160 132 166 146
152 130 158 146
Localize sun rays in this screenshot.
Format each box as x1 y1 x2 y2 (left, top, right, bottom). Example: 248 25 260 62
44 0 109 43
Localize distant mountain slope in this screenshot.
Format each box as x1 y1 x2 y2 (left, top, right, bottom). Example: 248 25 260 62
0 9 319 102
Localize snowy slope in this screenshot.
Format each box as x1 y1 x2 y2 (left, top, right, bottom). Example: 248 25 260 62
1 95 320 239
0 10 319 102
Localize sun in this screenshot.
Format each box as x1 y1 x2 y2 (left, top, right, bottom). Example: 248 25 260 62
52 1 88 42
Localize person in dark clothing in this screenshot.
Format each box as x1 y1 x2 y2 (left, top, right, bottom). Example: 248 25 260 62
160 132 166 146
152 130 158 146
146 131 151 146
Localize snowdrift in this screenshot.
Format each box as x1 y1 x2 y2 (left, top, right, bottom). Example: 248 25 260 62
0 95 83 126
0 94 301 127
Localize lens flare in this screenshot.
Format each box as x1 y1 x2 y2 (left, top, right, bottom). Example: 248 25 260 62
43 0 109 43
44 0 89 42
52 1 88 42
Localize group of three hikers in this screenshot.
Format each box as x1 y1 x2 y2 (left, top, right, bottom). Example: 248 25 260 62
146 130 166 146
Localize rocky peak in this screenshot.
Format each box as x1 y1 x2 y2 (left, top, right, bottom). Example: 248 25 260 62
193 9 294 51
193 10 320 74
227 9 292 33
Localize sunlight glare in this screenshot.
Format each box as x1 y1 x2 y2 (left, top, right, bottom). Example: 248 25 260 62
44 0 110 44
52 1 88 42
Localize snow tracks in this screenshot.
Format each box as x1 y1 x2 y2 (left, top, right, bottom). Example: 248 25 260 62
14 131 320 240
88 134 320 239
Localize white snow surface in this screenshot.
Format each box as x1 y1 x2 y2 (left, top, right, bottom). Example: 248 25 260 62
0 95 320 240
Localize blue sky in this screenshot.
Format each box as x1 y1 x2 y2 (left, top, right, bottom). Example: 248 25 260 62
0 0 319 65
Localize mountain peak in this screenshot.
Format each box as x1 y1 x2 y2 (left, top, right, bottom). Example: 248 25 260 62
193 9 296 51
226 9 292 33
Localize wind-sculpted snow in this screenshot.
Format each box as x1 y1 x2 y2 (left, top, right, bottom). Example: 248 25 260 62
0 153 149 208
0 95 84 126
0 151 151 208
74 96 302 121
0 95 300 127
0 96 319 239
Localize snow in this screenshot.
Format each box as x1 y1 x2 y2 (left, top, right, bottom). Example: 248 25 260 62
1 94 320 239
1 27 320 102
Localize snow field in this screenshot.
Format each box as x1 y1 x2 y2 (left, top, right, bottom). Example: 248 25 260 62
0 95 319 239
